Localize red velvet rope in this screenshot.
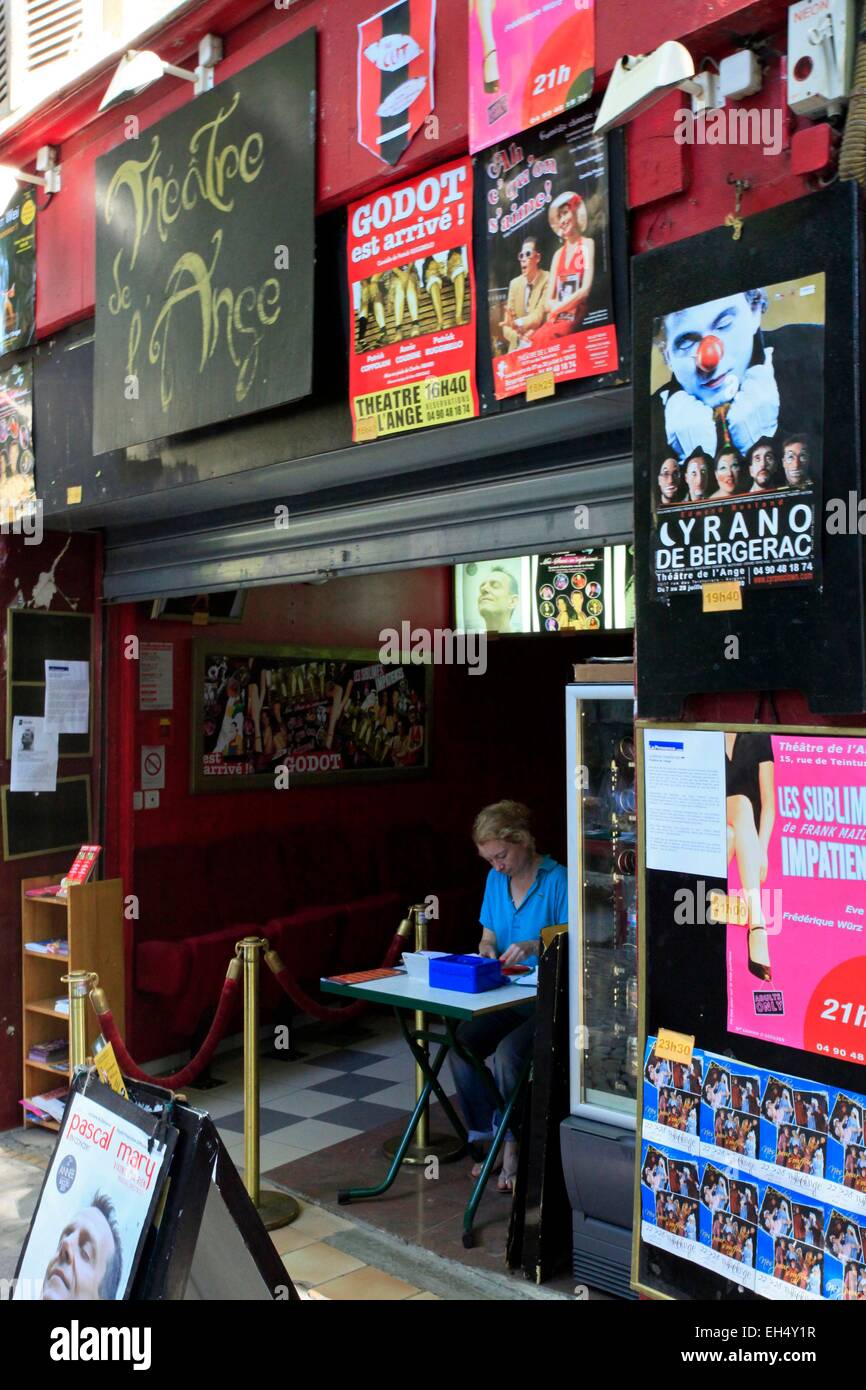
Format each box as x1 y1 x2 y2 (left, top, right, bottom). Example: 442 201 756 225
266 931 407 1023
94 974 240 1090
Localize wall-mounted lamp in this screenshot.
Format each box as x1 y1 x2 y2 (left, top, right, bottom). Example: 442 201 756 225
594 41 707 135
98 33 223 112
0 146 61 212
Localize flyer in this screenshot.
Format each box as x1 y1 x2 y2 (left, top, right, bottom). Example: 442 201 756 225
45 659 90 735
0 359 34 515
479 107 618 400
468 0 595 156
13 1082 175 1300
699 1160 761 1292
0 187 36 354
648 274 825 598
347 157 478 440
357 0 436 166
10 716 58 793
754 1194 859 1300
724 731 866 1065
639 1140 702 1268
533 550 604 632
699 1053 764 1176
642 1038 702 1156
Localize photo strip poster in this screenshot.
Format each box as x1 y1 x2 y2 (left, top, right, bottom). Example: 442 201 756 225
640 1040 866 1299
642 727 866 1069
347 156 478 440
468 0 595 156
13 1082 175 1300
0 187 36 355
479 108 618 400
649 274 825 598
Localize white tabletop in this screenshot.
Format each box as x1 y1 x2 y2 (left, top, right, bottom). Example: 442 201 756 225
321 969 537 1018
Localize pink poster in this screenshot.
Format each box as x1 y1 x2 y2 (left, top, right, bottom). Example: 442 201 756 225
468 0 595 156
726 731 866 1068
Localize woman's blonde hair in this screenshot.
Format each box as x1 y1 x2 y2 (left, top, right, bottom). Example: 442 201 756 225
472 800 535 850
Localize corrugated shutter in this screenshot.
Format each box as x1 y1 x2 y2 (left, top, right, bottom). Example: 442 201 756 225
102 453 634 601
26 0 84 73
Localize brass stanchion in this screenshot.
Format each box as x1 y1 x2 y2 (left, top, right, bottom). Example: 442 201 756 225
238 937 300 1231
384 905 464 1165
62 970 97 1069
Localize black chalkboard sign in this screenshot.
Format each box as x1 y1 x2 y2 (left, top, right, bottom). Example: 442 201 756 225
6 609 92 758
93 31 316 453
2 774 91 859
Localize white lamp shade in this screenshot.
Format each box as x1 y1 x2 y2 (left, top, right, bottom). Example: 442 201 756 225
98 50 168 112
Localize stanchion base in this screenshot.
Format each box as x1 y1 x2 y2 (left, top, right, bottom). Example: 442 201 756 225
382 1133 466 1165
256 1189 301 1231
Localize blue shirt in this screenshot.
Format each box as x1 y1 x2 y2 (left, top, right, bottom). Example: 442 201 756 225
479 855 568 966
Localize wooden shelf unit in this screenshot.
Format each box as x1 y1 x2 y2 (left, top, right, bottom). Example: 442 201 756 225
21 875 125 1128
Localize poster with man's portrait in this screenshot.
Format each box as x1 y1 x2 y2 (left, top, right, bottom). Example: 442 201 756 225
454 556 533 633
13 1083 175 1301
477 106 619 400
648 274 825 599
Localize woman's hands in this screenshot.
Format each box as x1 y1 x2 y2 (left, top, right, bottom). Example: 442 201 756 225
499 939 539 966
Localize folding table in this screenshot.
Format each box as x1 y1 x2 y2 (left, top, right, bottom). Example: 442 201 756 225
320 971 537 1247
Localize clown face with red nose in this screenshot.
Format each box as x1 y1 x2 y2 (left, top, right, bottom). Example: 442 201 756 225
653 289 783 466
660 293 764 408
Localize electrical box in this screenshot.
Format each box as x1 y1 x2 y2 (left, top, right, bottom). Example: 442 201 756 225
788 0 855 115
719 49 763 101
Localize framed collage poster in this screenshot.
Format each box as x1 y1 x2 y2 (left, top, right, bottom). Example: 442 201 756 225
191 642 431 792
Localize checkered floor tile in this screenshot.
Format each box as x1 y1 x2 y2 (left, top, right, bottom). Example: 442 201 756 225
213 1015 462 1162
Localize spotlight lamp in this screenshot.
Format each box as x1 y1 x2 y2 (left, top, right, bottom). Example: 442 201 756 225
98 33 223 112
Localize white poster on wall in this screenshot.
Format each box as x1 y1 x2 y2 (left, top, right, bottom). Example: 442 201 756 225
44 659 90 734
139 643 173 711
10 715 58 792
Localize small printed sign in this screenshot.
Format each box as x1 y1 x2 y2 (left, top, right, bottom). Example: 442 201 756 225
526 371 555 402
655 1028 695 1065
141 745 165 791
701 581 743 613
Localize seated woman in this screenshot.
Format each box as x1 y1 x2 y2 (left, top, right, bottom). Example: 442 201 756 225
449 800 567 1193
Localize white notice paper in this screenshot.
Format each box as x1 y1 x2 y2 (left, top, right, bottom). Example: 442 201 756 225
139 643 173 710
10 716 58 792
643 728 727 879
44 659 89 734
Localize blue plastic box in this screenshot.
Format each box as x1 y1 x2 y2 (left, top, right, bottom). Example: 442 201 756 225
428 954 504 993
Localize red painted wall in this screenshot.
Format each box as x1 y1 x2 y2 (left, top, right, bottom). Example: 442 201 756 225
117 567 623 1060
3 0 802 335
0 533 102 1129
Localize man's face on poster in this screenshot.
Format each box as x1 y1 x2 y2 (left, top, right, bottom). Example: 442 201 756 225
43 1206 116 1300
661 293 764 407
517 240 541 282
782 439 810 487
749 442 777 490
476 569 518 631
685 454 709 500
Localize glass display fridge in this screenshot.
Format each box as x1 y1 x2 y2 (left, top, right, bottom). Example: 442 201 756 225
560 675 638 1299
